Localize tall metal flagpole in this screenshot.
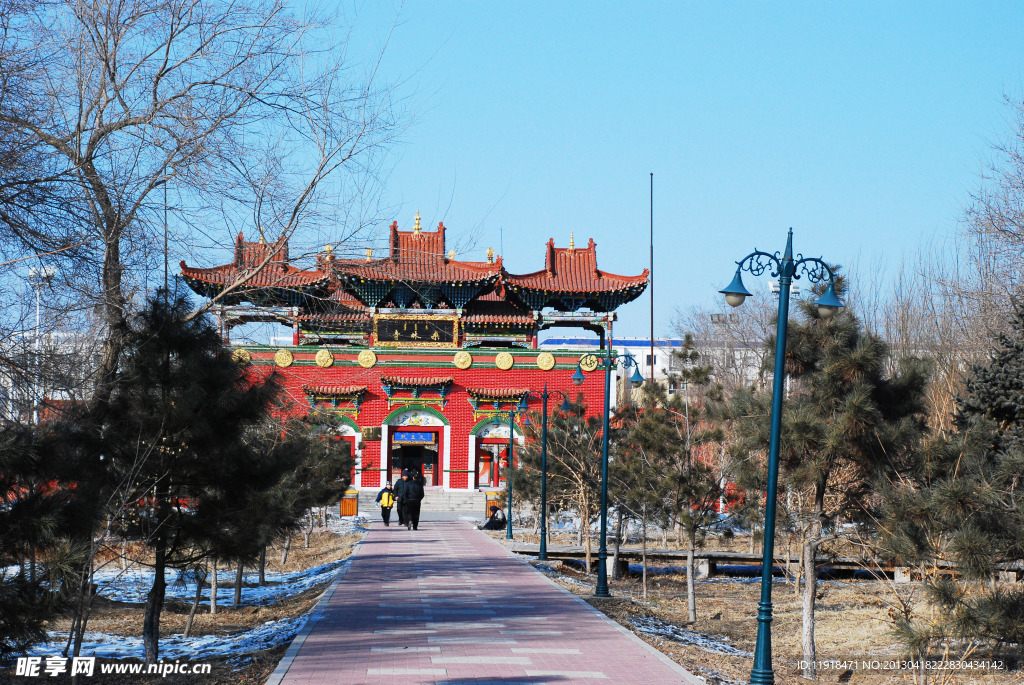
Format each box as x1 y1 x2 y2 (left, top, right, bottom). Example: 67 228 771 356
649 173 654 383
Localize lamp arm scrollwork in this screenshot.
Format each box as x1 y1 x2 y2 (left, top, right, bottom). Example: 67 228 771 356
793 256 837 286
736 250 782 279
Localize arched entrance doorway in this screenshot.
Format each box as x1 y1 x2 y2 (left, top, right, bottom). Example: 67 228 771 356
383 406 449 487
470 418 523 489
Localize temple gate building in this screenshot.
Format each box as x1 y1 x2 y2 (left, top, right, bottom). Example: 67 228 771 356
180 214 648 497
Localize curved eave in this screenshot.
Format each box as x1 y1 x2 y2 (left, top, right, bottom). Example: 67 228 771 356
338 272 500 288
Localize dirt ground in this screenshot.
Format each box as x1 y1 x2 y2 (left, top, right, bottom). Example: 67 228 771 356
492 530 1022 685
1 530 362 685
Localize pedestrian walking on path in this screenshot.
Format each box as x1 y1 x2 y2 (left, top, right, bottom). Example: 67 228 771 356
402 477 425 530
269 520 701 685
393 470 410 526
374 482 395 526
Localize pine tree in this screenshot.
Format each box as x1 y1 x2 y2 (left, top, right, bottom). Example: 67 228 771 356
878 307 1024 673
617 336 722 621
515 395 603 570
0 425 65 663
727 281 928 679
90 291 284 664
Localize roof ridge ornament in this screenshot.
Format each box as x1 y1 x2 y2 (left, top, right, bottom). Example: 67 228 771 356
414 211 422 234
258 225 266 245
486 247 494 264
569 232 575 250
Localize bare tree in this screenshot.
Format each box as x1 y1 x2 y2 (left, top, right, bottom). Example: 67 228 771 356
0 0 404 406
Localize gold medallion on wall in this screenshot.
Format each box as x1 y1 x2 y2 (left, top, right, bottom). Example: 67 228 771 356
536 352 555 371
231 348 252 364
274 349 294 368
579 355 600 372
453 351 473 369
315 349 334 368
357 349 377 368
495 352 514 370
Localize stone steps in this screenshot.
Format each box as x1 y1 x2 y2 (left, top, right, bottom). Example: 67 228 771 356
357 488 491 514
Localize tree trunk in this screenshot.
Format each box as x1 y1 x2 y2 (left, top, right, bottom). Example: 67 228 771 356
686 529 697 623
209 558 218 615
582 503 592 572
611 508 624 580
142 539 166 664
304 509 313 548
641 504 648 600
801 536 817 680
183 569 204 638
281 535 291 565
258 546 267 586
233 561 244 607
795 530 804 599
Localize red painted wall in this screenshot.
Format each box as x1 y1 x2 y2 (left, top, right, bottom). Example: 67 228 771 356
244 347 608 489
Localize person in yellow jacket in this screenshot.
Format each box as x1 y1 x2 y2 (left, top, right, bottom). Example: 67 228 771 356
374 482 396 526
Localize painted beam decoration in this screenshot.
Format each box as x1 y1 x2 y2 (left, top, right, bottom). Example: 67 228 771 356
180 214 649 493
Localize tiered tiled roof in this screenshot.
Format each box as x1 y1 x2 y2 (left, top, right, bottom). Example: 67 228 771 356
462 291 534 326
180 217 648 316
502 237 649 311
331 220 502 284
180 232 329 303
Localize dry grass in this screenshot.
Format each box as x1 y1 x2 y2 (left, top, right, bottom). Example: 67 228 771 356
488 531 1021 685
3 530 362 685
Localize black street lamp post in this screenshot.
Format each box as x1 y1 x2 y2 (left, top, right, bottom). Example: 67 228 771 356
718 228 843 685
522 384 571 561
572 348 645 598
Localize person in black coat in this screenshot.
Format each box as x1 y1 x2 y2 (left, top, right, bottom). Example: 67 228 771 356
402 477 425 530
479 505 506 531
392 471 410 526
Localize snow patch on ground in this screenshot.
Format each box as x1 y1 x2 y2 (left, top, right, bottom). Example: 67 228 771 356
92 558 350 607
629 616 753 658
534 563 590 587
28 616 308 663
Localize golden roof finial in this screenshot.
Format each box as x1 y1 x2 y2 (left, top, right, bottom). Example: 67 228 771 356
324 244 333 254
258 225 266 245
365 248 373 262
448 249 456 260
486 247 494 264
569 232 575 250
413 211 422 234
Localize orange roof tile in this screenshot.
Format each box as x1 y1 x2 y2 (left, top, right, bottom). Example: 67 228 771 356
465 387 530 398
302 384 367 396
504 238 649 294
332 221 502 283
379 376 454 387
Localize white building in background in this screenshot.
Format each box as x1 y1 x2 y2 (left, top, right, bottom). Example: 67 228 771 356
539 330 765 405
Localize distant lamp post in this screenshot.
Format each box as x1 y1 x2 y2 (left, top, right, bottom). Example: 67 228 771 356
573 348 645 598
520 384 572 560
27 266 56 425
719 228 842 685
493 398 529 540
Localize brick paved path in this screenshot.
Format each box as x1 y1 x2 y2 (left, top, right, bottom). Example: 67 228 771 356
269 520 699 684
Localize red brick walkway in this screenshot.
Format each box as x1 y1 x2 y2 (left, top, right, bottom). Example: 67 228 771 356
268 520 700 684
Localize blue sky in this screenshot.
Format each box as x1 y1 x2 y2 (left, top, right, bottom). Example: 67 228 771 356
347 2 1024 338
